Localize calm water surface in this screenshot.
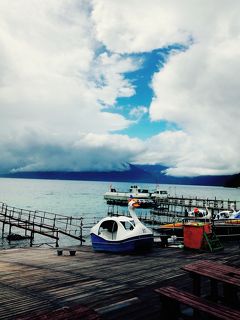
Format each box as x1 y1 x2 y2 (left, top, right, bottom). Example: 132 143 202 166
0 178 239 248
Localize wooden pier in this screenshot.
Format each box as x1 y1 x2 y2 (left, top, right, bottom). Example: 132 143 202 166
0 242 238 319
107 195 239 214
155 196 239 215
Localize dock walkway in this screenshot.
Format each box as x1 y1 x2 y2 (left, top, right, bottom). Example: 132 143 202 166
0 243 239 319
107 195 240 214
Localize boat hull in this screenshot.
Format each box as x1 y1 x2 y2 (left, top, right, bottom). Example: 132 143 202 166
91 233 154 253
104 193 150 201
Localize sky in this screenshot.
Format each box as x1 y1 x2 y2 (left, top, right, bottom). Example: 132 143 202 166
0 0 240 177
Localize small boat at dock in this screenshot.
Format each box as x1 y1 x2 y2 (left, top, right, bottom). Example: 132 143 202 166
90 198 154 253
150 185 169 200
104 185 151 201
157 208 240 240
215 204 240 220
103 184 169 207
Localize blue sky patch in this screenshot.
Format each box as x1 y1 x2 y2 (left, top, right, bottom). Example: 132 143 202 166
112 45 186 138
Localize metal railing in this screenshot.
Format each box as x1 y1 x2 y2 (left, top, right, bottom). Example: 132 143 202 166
0 202 87 246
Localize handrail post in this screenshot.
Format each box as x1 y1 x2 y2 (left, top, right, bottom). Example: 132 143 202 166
30 230 34 247
56 231 59 247
53 215 56 229
80 218 83 246
2 205 8 238
65 217 68 231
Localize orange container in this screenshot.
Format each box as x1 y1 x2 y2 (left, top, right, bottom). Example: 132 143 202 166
184 223 211 249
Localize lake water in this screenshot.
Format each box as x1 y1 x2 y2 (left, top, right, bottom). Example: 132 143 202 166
0 177 239 248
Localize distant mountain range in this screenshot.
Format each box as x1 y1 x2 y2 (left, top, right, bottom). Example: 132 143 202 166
0 164 239 187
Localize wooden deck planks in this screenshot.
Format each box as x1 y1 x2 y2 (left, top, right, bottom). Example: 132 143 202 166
0 243 239 319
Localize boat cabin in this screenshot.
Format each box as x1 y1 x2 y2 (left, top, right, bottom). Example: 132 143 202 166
154 190 168 195
97 218 135 240
151 188 169 199
129 185 149 193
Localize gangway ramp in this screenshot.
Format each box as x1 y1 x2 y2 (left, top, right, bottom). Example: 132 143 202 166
0 202 85 247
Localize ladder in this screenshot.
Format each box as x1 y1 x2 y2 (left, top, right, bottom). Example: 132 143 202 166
202 231 224 252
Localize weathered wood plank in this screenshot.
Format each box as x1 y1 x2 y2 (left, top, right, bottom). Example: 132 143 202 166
0 243 239 319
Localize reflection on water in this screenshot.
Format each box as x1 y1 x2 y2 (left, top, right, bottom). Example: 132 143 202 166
0 237 32 250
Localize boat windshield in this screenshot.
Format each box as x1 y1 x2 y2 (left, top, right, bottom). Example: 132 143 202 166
99 220 118 233
120 220 135 230
156 190 168 194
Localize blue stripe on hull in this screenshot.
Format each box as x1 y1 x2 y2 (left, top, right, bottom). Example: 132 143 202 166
91 234 153 253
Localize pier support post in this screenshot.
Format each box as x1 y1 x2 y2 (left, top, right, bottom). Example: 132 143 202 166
8 224 12 237
25 221 28 236
80 219 83 246
30 231 34 247
56 232 59 248
2 222 5 239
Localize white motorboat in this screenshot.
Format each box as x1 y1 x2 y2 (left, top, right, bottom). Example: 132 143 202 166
151 185 169 200
215 206 240 220
90 198 154 253
103 185 151 201
188 205 240 221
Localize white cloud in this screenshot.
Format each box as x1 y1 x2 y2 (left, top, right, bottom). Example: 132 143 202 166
91 52 140 106
0 0 139 133
0 0 141 173
92 0 191 53
0 130 144 173
0 0 239 177
129 106 148 120
148 6 240 176
91 0 240 176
